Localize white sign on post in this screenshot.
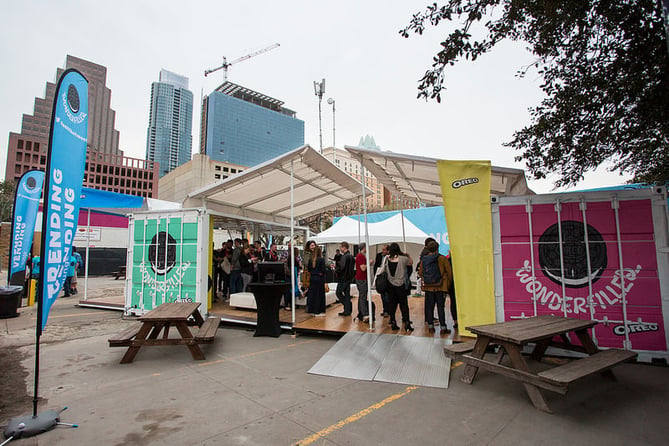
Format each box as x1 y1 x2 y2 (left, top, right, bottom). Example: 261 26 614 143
74 227 101 242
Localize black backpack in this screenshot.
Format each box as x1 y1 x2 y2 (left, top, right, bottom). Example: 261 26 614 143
421 253 442 286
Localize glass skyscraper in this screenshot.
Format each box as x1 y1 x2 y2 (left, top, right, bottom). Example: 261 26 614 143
201 82 304 167
146 70 193 177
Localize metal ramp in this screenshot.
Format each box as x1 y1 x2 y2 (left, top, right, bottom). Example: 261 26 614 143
308 331 451 389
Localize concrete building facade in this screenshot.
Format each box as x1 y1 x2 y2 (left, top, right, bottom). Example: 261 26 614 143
4 55 158 197
158 153 246 203
146 69 193 178
200 82 304 167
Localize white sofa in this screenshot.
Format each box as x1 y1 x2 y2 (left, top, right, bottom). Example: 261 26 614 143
230 283 356 310
295 283 341 307
229 292 257 310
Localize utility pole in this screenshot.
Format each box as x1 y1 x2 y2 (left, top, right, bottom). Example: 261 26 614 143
313 79 325 153
327 97 335 162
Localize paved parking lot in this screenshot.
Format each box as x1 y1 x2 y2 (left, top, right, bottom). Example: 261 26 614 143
2 275 669 445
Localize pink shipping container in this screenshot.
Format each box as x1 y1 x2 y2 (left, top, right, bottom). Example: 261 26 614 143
492 186 669 362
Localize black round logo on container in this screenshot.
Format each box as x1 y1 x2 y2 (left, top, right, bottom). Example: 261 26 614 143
67 84 80 113
538 220 607 288
148 231 176 275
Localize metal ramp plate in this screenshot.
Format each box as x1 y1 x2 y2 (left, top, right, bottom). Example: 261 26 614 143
374 335 451 388
308 332 451 388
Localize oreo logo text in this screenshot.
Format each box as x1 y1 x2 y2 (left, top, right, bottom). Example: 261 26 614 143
452 177 479 189
613 321 659 336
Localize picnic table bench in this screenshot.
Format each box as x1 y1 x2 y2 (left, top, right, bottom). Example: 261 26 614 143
108 302 220 363
444 315 637 413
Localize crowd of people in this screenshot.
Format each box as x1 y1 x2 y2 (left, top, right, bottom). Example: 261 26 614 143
211 239 285 301
24 246 84 300
212 236 456 334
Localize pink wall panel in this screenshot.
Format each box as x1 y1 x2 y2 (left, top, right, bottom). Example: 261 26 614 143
498 198 666 353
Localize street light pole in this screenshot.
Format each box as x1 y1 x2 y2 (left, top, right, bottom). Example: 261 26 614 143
327 97 335 162
313 79 325 153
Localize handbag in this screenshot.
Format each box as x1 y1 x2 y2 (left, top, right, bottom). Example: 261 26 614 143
221 257 232 275
404 264 413 292
375 270 389 293
374 257 389 293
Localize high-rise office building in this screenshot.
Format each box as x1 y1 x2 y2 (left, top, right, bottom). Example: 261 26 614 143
200 82 304 167
5 55 159 197
146 69 193 177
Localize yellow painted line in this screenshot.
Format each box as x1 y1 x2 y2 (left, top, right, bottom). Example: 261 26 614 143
293 386 418 445
198 339 318 367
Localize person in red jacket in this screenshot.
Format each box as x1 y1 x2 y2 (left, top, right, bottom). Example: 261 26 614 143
355 243 371 322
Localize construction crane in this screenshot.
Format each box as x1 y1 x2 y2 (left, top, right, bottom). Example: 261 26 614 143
204 43 280 81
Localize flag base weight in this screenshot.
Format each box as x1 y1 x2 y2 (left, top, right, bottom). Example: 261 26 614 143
2 407 77 443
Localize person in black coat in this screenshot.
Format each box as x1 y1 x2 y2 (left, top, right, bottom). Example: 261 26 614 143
335 241 354 316
306 245 327 315
373 244 390 316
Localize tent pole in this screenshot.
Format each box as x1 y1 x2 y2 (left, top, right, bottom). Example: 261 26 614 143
400 208 407 253
84 208 91 300
357 198 361 244
359 155 373 330
290 160 296 328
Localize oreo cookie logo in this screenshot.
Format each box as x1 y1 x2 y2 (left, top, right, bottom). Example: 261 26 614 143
452 177 479 189
148 231 176 275
67 84 80 113
538 220 607 288
26 176 37 189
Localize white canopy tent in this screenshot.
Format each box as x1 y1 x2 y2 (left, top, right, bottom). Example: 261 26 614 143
342 145 533 329
310 216 361 244
367 213 429 245
312 213 429 246
182 145 371 325
344 146 532 205
185 145 369 226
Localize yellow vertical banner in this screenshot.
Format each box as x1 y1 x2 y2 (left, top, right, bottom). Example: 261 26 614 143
437 160 495 335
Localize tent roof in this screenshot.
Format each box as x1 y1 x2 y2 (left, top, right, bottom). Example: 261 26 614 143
367 213 429 245
309 216 362 244
344 146 533 206
185 145 370 227
312 213 429 246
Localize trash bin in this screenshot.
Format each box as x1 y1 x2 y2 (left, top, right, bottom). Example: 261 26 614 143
0 285 24 319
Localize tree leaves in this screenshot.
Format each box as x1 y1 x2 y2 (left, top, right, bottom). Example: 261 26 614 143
0 180 16 222
401 0 669 186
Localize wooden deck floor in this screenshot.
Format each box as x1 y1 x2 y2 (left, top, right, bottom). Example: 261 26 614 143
210 293 472 341
79 290 472 341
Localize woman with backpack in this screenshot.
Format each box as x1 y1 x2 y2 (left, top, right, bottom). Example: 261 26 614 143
382 242 414 332
418 240 453 332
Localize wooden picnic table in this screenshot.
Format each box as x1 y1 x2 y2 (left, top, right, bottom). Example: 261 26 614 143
444 315 637 413
108 302 220 364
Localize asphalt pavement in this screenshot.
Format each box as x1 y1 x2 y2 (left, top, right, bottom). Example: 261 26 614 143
1 272 668 445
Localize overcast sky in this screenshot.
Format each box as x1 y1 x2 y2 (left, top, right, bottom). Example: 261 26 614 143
0 0 631 193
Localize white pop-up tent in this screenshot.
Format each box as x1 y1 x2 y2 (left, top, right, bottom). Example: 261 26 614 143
166 145 371 325
310 216 361 244
312 213 429 246
367 213 429 245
